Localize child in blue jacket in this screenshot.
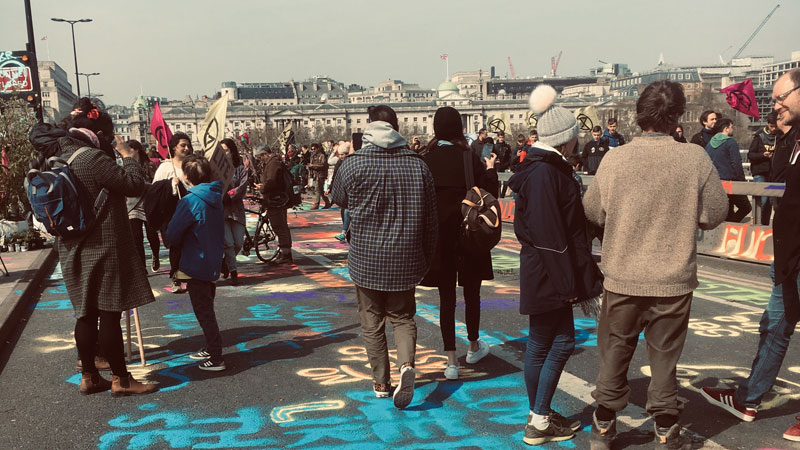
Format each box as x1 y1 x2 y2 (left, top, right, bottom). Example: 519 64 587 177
165 154 226 371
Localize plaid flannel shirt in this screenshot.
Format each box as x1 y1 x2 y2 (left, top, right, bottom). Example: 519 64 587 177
331 145 438 291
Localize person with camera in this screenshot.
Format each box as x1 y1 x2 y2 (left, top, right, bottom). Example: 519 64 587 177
254 144 293 265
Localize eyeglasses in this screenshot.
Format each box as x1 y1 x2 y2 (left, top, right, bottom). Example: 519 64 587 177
773 85 800 104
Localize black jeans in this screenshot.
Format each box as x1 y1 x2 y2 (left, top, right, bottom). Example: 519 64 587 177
438 280 482 351
75 307 127 376
130 218 160 266
267 207 292 251
187 279 223 363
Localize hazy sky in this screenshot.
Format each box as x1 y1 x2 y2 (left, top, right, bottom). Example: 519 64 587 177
1 0 796 106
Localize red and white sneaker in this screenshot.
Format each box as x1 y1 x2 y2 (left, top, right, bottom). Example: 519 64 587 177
700 387 757 422
784 416 800 442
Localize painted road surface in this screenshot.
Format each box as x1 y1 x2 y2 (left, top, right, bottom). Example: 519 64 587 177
0 207 798 450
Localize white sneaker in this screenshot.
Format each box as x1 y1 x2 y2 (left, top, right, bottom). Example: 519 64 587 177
465 339 490 364
444 365 459 380
393 365 415 409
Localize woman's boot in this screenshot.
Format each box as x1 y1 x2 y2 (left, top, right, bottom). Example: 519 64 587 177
79 372 111 395
111 373 157 397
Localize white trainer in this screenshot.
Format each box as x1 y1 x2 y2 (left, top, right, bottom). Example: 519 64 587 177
465 339 490 364
444 365 459 380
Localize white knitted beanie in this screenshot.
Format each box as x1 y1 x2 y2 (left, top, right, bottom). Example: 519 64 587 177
529 85 578 147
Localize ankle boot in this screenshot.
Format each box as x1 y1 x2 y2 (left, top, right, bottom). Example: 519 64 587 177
80 372 111 395
111 372 157 397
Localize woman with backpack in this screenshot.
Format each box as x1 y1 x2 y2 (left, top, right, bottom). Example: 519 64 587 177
420 106 499 380
219 138 249 285
29 98 157 397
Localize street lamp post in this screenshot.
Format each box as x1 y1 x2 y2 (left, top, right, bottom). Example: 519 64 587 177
50 17 92 98
78 72 99 98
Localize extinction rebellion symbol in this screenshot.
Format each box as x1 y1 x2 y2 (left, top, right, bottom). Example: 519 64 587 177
577 114 593 131
488 118 506 134
203 118 220 151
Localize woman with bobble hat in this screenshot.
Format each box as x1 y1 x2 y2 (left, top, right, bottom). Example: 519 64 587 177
420 106 499 380
507 85 603 445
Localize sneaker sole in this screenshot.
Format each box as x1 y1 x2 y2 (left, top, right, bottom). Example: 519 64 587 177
784 432 800 442
393 370 415 409
523 433 575 445
188 355 211 360
198 364 226 372
374 392 391 398
701 389 755 422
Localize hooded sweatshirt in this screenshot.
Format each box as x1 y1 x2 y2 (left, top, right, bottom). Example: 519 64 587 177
747 128 777 177
165 180 225 281
705 133 746 181
361 121 407 149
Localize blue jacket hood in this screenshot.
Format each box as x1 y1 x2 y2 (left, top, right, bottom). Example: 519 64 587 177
188 180 223 207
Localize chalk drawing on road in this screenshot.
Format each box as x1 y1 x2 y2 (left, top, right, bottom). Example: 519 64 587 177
270 400 345 423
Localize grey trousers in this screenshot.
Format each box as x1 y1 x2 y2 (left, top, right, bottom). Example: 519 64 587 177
355 286 417 385
592 290 693 419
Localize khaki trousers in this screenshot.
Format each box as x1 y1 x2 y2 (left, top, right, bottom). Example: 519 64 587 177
592 290 693 419
355 286 417 385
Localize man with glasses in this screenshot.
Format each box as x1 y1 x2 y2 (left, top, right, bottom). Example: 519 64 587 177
700 69 800 443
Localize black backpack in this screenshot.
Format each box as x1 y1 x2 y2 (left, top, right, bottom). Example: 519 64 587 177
460 150 502 252
264 162 302 208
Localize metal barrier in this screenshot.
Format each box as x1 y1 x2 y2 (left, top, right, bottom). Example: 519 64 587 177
496 172 782 265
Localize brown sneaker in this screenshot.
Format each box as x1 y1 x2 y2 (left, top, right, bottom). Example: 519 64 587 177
373 383 392 398
111 373 157 397
75 356 111 372
79 372 111 395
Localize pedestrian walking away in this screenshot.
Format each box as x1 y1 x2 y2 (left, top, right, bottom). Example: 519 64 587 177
420 106 499 382
582 81 728 449
330 105 438 410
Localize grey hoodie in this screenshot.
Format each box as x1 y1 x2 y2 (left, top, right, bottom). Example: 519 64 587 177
362 121 407 149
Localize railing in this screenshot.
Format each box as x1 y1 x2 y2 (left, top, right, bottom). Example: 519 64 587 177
496 172 782 265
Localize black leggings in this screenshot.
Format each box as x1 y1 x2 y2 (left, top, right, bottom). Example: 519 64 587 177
438 280 482 351
75 308 127 376
130 218 160 266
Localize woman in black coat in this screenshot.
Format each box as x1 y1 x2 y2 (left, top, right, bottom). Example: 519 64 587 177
420 106 499 380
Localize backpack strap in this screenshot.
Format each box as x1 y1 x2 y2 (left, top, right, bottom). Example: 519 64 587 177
463 149 475 189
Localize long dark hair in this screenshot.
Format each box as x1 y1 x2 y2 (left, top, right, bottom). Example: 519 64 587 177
65 97 115 155
219 138 242 166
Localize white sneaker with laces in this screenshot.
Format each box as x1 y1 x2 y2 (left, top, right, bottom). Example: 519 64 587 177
465 339 490 364
444 365 459 380
393 365 415 409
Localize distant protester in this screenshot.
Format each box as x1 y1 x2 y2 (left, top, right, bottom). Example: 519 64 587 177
218 138 249 285
704 118 752 222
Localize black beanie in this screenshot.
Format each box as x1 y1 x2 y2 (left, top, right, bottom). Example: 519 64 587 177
433 107 463 141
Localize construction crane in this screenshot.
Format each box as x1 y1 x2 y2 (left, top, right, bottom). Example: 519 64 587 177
550 51 562 77
507 56 516 79
730 4 780 62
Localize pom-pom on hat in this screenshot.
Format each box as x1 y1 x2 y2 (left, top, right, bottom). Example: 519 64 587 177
528 85 578 147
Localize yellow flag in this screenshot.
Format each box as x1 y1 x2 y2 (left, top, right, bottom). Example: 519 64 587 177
574 105 600 132
198 96 233 189
487 113 509 134
279 122 293 154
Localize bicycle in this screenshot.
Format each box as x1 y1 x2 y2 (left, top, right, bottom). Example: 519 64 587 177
242 200 280 263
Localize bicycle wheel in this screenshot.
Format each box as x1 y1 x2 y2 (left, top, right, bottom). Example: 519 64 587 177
254 216 279 263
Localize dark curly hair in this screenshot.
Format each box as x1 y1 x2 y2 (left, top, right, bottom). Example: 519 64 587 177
65 97 114 137
636 81 686 134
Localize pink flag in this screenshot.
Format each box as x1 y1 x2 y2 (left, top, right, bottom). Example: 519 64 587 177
719 78 760 119
150 103 173 159
440 54 448 60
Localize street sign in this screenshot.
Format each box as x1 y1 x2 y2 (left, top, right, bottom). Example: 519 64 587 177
0 51 35 94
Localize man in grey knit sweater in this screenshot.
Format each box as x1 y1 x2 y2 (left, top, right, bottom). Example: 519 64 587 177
583 81 728 449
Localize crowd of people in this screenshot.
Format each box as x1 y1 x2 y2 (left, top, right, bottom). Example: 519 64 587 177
28 68 800 447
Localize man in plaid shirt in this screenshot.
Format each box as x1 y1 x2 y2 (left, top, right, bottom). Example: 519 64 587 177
331 105 438 409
